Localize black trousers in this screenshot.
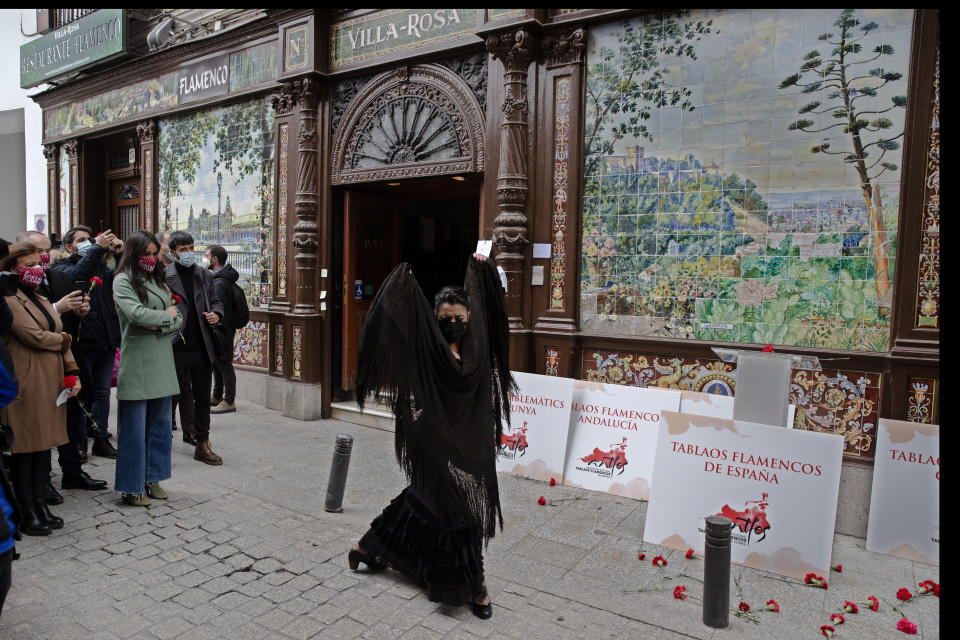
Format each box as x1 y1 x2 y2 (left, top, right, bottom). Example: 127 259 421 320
173 349 212 442
56 398 86 476
9 450 51 508
211 350 236 404
0 548 12 617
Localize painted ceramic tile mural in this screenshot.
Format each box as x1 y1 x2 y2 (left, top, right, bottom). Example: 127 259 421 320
581 9 913 351
158 96 276 309
58 148 70 235
581 348 881 458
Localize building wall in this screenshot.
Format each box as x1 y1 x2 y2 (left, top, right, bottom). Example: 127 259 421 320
0 109 26 239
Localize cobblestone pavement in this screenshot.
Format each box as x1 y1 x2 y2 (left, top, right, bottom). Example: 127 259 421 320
0 399 939 639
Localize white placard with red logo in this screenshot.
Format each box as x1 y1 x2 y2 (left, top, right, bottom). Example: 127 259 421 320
679 391 797 427
866 419 939 565
561 381 681 500
644 411 844 579
496 372 575 483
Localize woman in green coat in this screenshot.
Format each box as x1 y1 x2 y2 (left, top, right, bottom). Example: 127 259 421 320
112 231 183 507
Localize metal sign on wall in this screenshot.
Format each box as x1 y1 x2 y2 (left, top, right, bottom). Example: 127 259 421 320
20 9 127 89
330 9 478 69
177 53 230 104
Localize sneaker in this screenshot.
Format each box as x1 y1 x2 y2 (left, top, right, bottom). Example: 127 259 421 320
122 493 151 507
194 440 223 466
145 482 168 500
210 401 236 414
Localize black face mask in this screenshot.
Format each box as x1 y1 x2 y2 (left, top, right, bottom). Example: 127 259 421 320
438 318 467 343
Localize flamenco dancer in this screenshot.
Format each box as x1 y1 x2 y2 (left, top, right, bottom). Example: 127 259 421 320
349 253 515 620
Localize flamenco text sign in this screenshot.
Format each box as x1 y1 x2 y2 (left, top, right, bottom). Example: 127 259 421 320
562 382 680 500
866 419 939 565
496 372 574 483
644 411 843 579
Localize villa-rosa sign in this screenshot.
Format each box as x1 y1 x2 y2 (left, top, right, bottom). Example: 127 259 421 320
20 9 127 89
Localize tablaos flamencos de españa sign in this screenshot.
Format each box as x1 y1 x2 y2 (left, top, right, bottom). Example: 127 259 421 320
331 9 477 67
20 9 127 89
177 53 230 104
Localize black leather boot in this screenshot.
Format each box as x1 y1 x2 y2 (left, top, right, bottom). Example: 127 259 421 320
35 500 64 530
20 505 51 536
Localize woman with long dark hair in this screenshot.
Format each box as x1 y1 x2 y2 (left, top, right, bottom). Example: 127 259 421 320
112 231 182 506
349 254 514 619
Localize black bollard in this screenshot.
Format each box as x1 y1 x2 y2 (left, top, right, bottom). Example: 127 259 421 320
703 515 732 628
324 434 354 513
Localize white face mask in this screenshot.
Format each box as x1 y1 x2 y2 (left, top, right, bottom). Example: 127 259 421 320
75 240 93 257
200 257 211 269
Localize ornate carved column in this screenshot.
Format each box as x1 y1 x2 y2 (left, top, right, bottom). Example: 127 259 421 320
291 76 320 315
486 28 535 329
43 144 59 235
62 139 80 228
136 120 157 233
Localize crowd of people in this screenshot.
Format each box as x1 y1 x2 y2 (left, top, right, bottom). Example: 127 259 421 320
0 227 248 612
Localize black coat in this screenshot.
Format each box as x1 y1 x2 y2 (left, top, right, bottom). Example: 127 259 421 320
211 263 240 334
39 268 94 404
49 246 122 352
165 263 224 364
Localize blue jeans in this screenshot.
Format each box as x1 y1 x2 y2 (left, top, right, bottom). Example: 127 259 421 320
115 396 173 495
80 348 115 439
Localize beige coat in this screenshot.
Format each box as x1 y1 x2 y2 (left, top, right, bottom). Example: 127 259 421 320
0 289 76 453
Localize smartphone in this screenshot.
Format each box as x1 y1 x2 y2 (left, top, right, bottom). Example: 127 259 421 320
74 280 91 294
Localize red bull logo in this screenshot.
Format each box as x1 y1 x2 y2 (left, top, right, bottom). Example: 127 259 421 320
498 423 529 460
578 437 629 476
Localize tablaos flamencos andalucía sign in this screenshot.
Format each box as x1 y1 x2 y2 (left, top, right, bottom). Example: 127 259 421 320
20 9 127 89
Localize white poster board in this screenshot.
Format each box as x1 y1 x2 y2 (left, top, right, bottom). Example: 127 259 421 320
644 411 844 579
866 419 939 565
496 372 574 483
679 391 796 427
562 381 680 500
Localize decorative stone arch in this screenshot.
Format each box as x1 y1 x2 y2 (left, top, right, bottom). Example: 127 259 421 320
331 63 485 185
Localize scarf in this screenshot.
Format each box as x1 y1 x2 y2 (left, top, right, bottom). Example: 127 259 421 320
355 258 515 543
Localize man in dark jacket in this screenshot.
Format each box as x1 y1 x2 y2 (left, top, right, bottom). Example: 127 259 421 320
17 231 108 493
50 226 123 460
205 245 238 414
166 232 225 465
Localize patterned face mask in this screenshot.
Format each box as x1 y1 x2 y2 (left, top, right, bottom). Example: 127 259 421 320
138 256 158 273
17 265 43 288
39 253 50 271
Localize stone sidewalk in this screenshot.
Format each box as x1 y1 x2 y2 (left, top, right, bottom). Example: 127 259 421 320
0 399 939 639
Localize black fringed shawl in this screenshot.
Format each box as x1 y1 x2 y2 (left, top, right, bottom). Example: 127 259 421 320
355 258 516 543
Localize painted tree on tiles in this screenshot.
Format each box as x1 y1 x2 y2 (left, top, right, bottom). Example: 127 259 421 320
583 11 714 178
780 9 906 315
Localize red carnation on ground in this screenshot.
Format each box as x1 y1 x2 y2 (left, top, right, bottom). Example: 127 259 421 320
917 580 938 596
865 596 879 611
764 599 779 612
537 496 546 506
738 602 750 612
685 548 695 559
831 564 842 573
673 585 687 600
652 555 667 568
172 294 182 305
820 625 835 638
805 573 828 589
897 588 912 602
843 601 858 614
933 583 939 597
637 553 645 560
89 276 103 287
830 614 845 625
896 618 918 635
762 344 774 352
549 477 556 486
63 375 79 388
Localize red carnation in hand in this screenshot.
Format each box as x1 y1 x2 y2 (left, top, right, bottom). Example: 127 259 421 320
831 564 842 573
830 614 845 625
843 601 858 614
762 344 774 353
738 602 750 612
896 618 918 635
685 548 695 559
89 276 103 287
63 375 79 388
172 294 182 305
673 585 687 600
652 555 667 568
865 596 879 611
764 599 779 612
537 496 546 506
549 478 556 486
820 625 835 638
896 588 912 602
637 553 645 560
